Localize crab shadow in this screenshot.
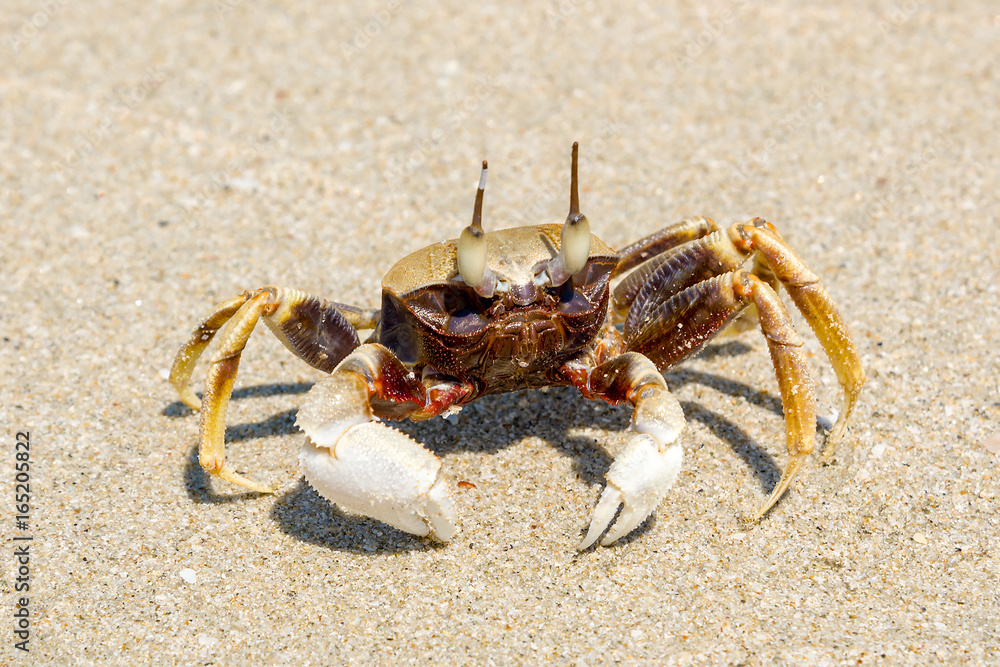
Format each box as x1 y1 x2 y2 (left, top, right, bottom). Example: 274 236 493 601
162 382 313 417
181 441 432 552
173 341 784 550
272 479 434 554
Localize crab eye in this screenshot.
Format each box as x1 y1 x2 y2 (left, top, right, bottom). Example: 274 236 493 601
559 212 591 275
457 161 497 297
547 142 592 285
458 224 487 289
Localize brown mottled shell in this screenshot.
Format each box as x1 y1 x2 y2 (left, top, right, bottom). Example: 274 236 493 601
382 224 618 296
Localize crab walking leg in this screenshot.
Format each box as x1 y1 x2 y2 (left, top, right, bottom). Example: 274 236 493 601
295 345 465 540
187 290 280 492
170 287 369 409
732 273 817 520
717 254 780 338
169 286 364 493
624 270 817 520
611 217 721 320
732 220 865 452
613 216 720 277
567 353 686 550
617 224 754 333
170 293 251 410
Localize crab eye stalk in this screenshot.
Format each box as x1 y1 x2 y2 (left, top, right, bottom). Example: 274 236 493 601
560 213 591 275
458 161 497 297
547 142 592 286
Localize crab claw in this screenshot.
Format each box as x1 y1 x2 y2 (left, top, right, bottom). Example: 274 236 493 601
299 420 457 541
579 434 683 550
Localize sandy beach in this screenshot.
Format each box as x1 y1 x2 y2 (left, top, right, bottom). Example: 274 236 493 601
2 1 999 664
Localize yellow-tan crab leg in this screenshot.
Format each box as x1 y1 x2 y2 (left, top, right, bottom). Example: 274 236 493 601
195 290 277 492
732 272 817 520
169 286 366 493
731 220 865 453
170 293 251 410
295 344 473 540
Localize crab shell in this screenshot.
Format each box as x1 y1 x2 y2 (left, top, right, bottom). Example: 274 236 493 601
378 223 619 396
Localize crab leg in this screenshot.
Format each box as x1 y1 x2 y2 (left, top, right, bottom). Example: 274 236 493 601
626 269 817 520
733 272 816 520
731 220 865 451
611 216 720 319
563 353 686 549
616 224 752 333
620 218 863 450
169 286 369 492
613 216 719 277
169 293 250 410
295 344 473 540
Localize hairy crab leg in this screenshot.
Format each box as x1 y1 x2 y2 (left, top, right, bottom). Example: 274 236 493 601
613 216 719 278
296 344 474 541
617 224 750 332
169 286 366 492
563 353 686 549
611 216 720 320
731 220 865 453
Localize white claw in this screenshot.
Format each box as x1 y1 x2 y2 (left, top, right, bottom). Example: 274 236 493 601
578 434 683 550
578 485 623 550
299 422 457 541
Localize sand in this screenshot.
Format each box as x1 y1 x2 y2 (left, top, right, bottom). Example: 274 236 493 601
2 0 998 664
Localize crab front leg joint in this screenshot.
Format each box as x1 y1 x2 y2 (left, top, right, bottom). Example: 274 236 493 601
296 345 469 541
567 353 686 550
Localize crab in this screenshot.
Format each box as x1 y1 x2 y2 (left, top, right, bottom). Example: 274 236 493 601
170 143 864 549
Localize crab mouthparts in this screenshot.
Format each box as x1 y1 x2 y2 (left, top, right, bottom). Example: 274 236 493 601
492 313 566 370
507 281 539 306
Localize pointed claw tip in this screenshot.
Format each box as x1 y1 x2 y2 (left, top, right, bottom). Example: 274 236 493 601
600 503 651 546
177 387 202 411
750 454 808 521
578 485 623 550
577 521 606 552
